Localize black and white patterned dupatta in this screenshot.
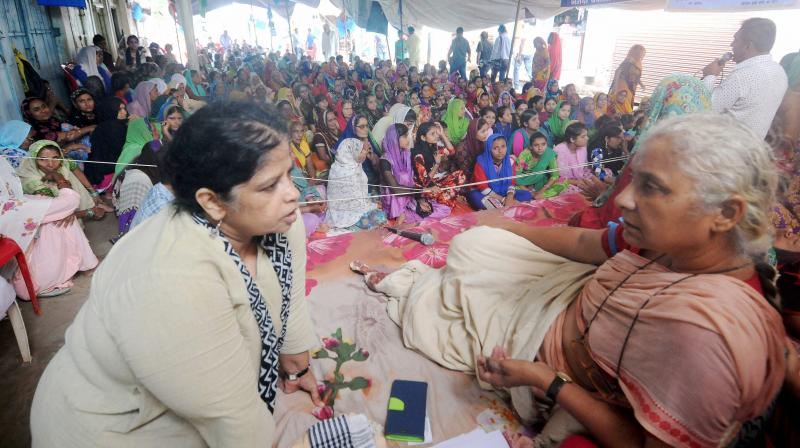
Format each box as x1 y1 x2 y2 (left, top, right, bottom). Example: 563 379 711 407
192 213 293 412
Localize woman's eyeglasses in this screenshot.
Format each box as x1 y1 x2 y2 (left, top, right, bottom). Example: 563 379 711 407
355 124 368 129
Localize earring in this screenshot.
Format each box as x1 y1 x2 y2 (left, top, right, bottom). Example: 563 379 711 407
210 218 223 237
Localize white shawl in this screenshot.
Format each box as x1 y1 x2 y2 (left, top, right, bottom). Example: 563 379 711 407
325 138 376 229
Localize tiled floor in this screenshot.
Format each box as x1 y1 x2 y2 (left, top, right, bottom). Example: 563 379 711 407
0 217 118 447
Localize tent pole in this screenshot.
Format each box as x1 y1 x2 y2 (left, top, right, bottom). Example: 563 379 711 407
427 31 431 66
386 34 392 62
285 1 294 54
507 0 522 84
174 17 184 65
176 0 199 69
399 0 404 63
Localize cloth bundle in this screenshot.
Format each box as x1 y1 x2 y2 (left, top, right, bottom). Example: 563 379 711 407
299 414 381 448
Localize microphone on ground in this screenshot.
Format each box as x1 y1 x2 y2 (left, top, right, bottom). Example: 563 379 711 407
386 227 435 246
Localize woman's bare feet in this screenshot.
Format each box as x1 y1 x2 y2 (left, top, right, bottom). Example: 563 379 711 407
349 260 376 275
350 261 387 291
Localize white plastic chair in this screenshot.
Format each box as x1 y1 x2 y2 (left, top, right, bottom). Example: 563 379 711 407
1 276 31 363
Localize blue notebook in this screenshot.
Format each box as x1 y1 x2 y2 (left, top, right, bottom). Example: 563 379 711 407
385 380 428 442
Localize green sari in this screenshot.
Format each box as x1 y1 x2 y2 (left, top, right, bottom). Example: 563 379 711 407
184 69 206 97
545 101 571 142
516 147 568 197
115 117 163 177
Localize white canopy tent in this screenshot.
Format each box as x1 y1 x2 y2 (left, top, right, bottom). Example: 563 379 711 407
174 0 798 68
329 0 798 32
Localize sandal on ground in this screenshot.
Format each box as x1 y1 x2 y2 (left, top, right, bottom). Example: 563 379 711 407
37 287 71 298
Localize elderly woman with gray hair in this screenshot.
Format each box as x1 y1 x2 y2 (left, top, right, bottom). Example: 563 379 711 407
353 113 789 447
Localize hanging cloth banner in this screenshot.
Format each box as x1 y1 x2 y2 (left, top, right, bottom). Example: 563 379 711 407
365 1 388 35
37 0 86 6
666 0 797 9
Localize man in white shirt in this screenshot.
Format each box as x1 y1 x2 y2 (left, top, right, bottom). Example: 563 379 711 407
220 30 232 51
322 23 337 61
490 24 512 83
407 26 422 69
702 18 787 139
513 24 535 91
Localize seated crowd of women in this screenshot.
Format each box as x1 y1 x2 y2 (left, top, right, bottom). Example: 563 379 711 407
0 43 199 299
4 34 797 447
23 87 800 448
264 56 644 237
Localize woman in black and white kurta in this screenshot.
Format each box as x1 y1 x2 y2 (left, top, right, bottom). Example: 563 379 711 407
31 101 322 447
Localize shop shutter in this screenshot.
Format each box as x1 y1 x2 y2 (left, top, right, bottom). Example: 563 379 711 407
610 11 752 102
0 0 67 109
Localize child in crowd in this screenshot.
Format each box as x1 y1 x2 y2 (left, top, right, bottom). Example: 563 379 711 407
467 134 532 210
539 97 557 123
493 106 515 141
516 131 567 199
542 101 572 144
553 122 591 186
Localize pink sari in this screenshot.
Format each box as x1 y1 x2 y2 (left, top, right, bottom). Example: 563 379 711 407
573 251 785 447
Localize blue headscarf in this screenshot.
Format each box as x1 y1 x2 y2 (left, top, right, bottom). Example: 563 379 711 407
545 79 561 101
0 120 32 169
477 134 513 196
333 115 380 156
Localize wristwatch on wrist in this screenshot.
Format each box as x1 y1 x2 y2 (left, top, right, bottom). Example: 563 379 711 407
281 365 310 382
545 371 572 402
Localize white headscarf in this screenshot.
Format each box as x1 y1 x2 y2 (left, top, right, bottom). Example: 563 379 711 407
371 104 412 145
152 78 168 95
168 73 186 91
325 138 376 229
76 46 101 79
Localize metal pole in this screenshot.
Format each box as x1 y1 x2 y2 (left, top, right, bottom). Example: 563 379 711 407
427 31 431 65
507 0 522 83
399 0 404 62
386 34 392 62
176 0 199 69
285 0 295 54
174 17 184 65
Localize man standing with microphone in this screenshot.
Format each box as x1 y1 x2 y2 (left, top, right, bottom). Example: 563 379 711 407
702 18 787 139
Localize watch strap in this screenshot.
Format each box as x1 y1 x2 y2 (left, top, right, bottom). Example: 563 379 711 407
282 365 310 381
545 373 571 402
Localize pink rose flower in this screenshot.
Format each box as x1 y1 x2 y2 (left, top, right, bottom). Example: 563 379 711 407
322 337 340 349
312 405 334 420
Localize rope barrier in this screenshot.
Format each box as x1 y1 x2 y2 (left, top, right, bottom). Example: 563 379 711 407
298 155 630 205
1 153 630 207
2 154 159 168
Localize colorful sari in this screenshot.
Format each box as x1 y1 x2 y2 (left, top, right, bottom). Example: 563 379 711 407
412 139 465 207
608 45 645 115
547 32 562 81
516 147 564 197
532 41 551 92
593 93 608 120
569 250 785 447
